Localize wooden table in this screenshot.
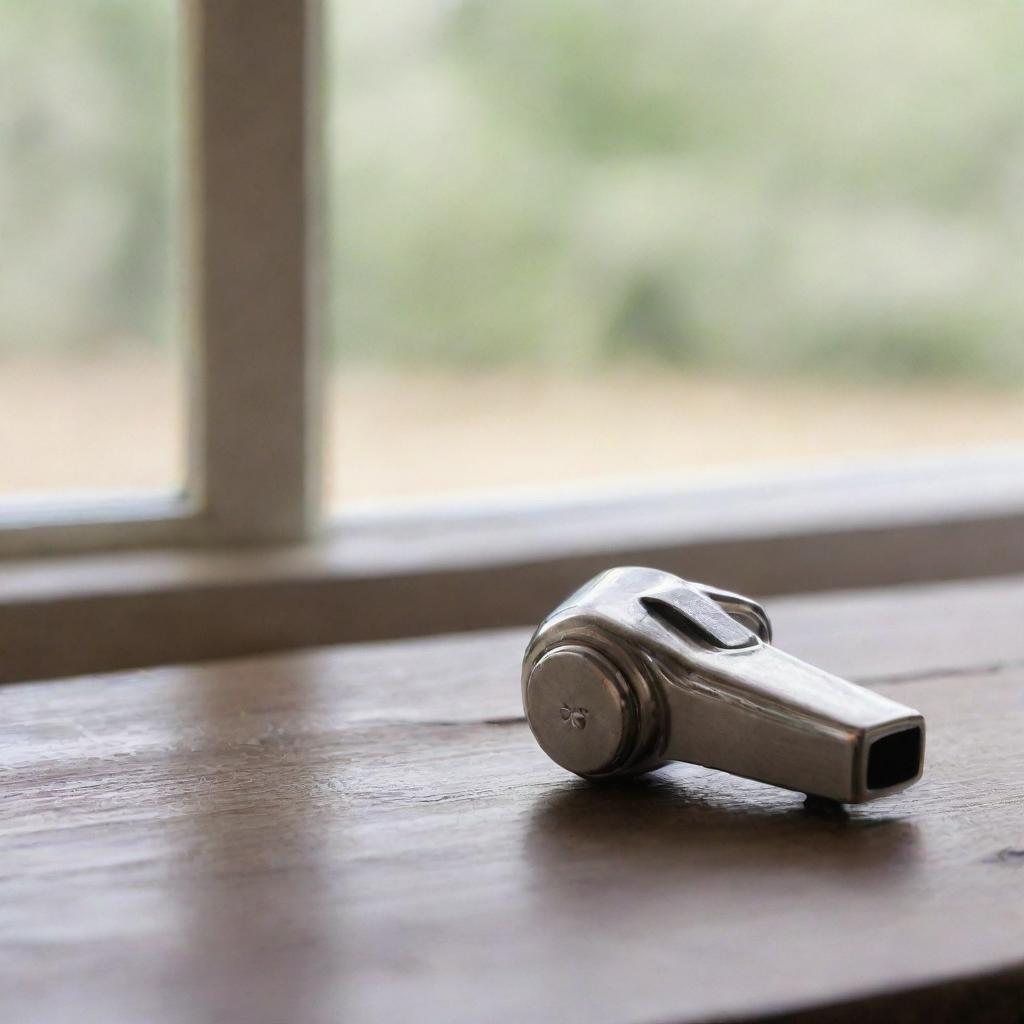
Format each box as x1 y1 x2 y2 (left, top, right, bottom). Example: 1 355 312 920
3 576 1024 1023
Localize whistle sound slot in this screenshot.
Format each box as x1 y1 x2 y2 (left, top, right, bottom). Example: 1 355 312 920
641 591 756 650
866 727 922 790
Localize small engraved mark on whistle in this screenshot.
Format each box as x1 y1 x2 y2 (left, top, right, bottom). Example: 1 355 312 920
560 704 588 730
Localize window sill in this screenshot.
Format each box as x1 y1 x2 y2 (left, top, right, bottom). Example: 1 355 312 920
3 447 1024 684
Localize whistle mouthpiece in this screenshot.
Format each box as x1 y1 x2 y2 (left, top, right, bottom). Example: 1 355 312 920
522 567 925 804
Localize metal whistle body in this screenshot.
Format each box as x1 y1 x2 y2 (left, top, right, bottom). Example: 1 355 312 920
522 567 924 803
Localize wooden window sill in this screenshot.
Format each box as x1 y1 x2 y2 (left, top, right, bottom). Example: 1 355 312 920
3 575 1024 1022
4 449 1024 683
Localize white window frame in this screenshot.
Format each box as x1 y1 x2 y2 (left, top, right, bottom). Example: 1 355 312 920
2 0 1023 683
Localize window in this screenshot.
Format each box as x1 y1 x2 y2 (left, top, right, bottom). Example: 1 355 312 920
0 0 318 555
325 1 1024 505
0 0 183 501
2 0 1023 683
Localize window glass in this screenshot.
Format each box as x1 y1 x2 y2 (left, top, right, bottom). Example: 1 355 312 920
0 1 183 499
326 1 1024 505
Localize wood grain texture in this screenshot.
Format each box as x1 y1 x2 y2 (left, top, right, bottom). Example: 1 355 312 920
2 578 1024 1023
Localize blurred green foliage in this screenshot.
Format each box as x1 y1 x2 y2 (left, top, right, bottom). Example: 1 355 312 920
0 0 180 352
329 0 1024 382
3 1 1023 383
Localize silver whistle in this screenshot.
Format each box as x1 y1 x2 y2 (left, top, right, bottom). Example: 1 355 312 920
522 567 924 803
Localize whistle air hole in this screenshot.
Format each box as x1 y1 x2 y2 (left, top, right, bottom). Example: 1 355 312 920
867 727 922 790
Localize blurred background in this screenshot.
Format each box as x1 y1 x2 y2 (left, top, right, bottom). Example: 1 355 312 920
2 0 1023 506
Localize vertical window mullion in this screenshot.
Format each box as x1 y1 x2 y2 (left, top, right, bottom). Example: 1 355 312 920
188 0 321 544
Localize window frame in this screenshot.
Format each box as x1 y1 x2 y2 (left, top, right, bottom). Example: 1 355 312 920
0 0 322 559
1 0 1023 683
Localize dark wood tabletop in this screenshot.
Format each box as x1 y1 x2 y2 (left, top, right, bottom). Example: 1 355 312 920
3 575 1024 1023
